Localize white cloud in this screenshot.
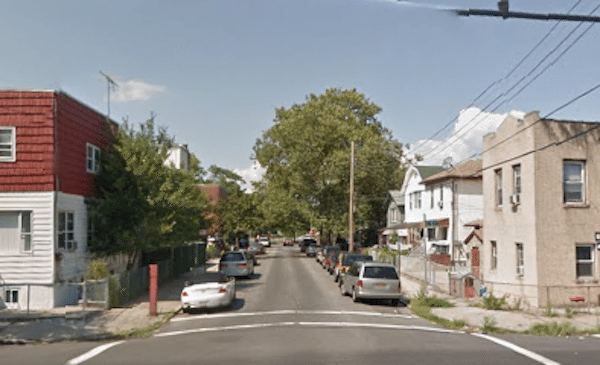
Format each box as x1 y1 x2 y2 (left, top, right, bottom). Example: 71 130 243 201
407 107 525 166
234 161 266 193
112 78 166 102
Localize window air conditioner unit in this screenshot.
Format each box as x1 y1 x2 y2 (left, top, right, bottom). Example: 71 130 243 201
510 194 520 205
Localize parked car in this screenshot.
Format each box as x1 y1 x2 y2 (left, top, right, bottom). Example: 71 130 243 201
334 252 373 282
219 251 255 277
300 238 317 253
326 251 343 274
240 249 258 265
323 247 341 271
339 261 402 306
248 241 266 255
181 272 236 312
319 246 340 267
306 244 318 257
258 235 271 247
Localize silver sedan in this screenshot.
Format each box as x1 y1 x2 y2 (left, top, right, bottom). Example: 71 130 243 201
339 261 402 306
219 250 255 277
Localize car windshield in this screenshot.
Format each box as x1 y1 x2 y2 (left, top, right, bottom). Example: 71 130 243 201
363 266 399 280
194 273 229 284
221 252 245 262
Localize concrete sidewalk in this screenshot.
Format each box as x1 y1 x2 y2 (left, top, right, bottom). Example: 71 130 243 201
0 263 214 344
400 272 600 333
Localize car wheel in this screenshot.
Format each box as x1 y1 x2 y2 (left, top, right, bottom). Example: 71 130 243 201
339 282 347 296
352 288 360 303
182 307 189 314
334 274 339 283
390 299 399 307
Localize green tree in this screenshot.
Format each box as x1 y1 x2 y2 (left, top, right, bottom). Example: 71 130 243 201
206 165 259 240
86 116 208 268
253 88 404 244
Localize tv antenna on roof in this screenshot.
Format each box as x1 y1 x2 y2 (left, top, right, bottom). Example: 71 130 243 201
99 71 118 118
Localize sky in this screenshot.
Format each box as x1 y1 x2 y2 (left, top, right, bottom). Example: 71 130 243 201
2 0 600 189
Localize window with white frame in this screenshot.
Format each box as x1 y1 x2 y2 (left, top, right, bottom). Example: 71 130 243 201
516 243 524 277
86 143 101 174
0 211 32 253
513 164 521 195
491 241 497 270
576 244 594 278
439 185 443 209
430 188 434 209
0 126 16 162
58 212 75 251
389 207 398 223
416 191 421 209
494 169 502 206
564 161 585 204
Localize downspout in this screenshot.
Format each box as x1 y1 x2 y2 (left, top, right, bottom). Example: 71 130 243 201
52 93 59 293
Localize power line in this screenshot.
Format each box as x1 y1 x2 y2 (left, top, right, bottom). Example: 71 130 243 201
420 2 599 162
410 1 584 159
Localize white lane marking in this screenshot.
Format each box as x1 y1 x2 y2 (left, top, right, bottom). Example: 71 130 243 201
155 322 296 337
157 321 459 338
297 321 462 334
171 309 412 322
473 333 561 365
65 341 125 365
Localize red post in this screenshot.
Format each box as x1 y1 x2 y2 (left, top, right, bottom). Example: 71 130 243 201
149 264 158 316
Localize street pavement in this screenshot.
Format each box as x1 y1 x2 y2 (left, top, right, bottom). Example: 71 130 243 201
2 247 600 345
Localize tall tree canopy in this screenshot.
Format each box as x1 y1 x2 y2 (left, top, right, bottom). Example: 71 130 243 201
86 116 208 267
253 88 404 244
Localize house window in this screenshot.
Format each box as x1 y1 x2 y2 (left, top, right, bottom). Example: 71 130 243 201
439 185 443 209
430 188 434 209
58 212 74 250
439 226 448 240
494 169 502 206
427 228 436 240
576 244 594 278
564 161 584 204
516 243 524 277
0 126 16 162
491 241 497 270
416 191 421 209
86 143 101 174
5 289 18 304
513 164 521 195
0 211 32 253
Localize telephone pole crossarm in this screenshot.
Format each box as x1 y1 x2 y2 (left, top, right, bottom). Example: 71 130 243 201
454 9 600 23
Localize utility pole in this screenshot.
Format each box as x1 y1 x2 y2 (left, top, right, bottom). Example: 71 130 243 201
99 71 118 118
349 141 355 252
452 0 600 23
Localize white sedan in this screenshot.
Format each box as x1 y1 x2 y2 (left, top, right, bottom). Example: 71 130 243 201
181 272 236 312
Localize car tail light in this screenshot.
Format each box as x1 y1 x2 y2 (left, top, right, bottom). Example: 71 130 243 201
238 263 247 267
357 280 363 288
220 263 228 269
219 288 227 293
182 291 188 297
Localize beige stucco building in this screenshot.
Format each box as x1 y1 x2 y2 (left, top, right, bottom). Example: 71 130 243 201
482 110 600 308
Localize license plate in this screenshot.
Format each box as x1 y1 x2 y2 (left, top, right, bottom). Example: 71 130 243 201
376 283 386 288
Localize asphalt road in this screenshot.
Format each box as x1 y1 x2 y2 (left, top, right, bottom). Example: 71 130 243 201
5 244 600 365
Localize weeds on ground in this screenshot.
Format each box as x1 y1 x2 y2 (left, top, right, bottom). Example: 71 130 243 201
527 321 578 336
410 288 464 330
565 307 575 319
481 316 497 332
544 303 558 317
481 293 507 310
116 308 179 339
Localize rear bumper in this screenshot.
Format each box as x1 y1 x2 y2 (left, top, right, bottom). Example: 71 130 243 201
356 289 402 300
182 293 233 309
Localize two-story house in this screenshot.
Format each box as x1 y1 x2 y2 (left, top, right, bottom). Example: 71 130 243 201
381 190 408 250
0 90 114 310
420 159 483 266
482 110 600 308
401 165 445 251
